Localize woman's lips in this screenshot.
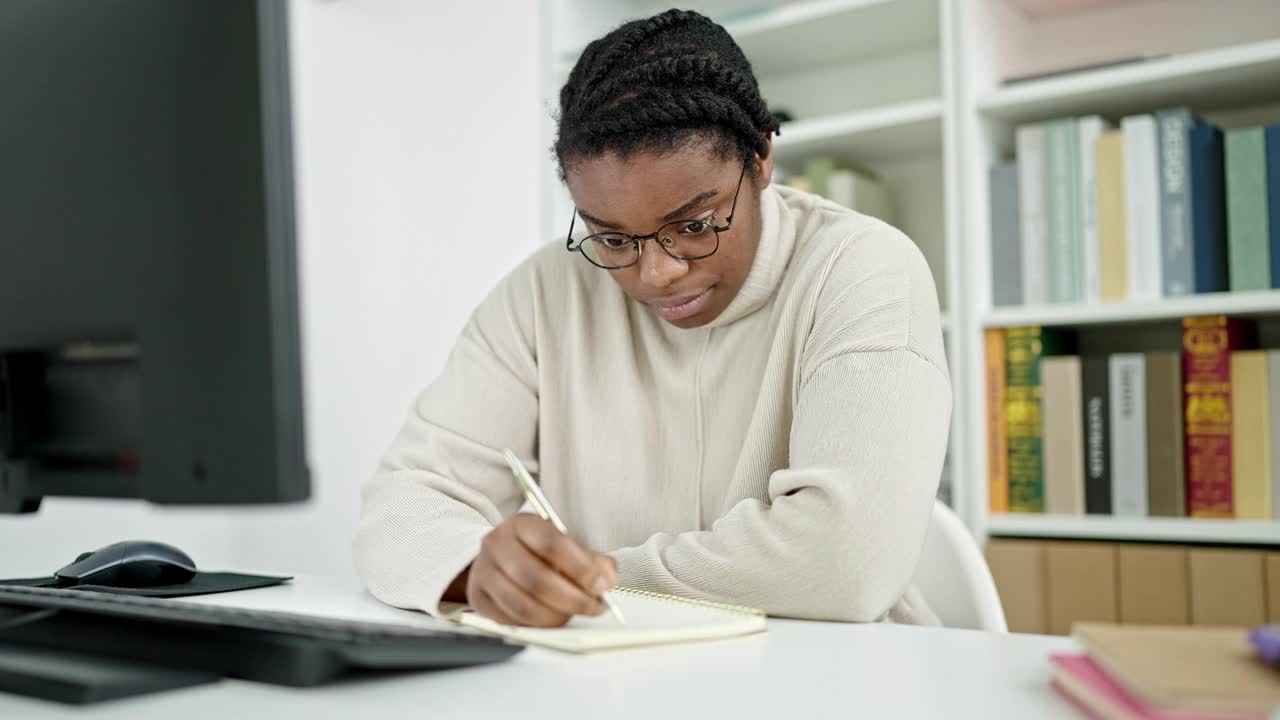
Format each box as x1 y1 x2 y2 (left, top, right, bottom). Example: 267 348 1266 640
652 287 713 321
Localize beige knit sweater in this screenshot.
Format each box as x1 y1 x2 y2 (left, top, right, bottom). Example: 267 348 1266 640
355 184 951 624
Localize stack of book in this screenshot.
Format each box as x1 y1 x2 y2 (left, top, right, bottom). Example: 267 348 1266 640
989 112 1280 307
987 316 1279 519
1051 623 1280 719
783 157 895 224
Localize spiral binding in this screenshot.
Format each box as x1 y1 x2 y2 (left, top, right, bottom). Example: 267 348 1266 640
614 586 766 617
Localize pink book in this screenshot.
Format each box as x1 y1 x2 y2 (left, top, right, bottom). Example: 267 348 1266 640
1050 654 1267 720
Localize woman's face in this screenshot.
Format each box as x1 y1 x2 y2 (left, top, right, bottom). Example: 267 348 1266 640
564 141 772 329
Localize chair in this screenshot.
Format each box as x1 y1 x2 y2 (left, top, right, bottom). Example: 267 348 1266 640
911 500 1008 632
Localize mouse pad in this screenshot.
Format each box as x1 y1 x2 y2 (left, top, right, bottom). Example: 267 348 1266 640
0 572 291 597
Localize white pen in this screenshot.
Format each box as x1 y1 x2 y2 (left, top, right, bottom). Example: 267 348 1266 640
501 448 626 625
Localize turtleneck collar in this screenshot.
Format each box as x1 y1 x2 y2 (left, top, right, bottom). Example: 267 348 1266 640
705 183 796 329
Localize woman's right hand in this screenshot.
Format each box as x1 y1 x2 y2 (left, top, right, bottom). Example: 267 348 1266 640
457 513 618 627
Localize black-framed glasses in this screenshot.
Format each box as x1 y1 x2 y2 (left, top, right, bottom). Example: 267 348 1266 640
565 160 749 270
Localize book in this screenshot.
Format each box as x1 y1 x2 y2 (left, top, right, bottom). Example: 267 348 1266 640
1268 125 1280 288
1047 542 1118 635
1118 546 1189 626
989 162 1022 306
1122 114 1163 301
1082 355 1113 514
1097 129 1129 302
804 156 839 199
1270 351 1280 520
1006 327 1072 512
449 587 766 653
1189 125 1229 294
1073 623 1280 715
1156 108 1196 296
1188 549 1267 628
1079 116 1109 304
1042 356 1085 515
1230 351 1271 519
1045 118 1084 303
826 167 895 224
1182 316 1256 518
1051 652 1266 720
986 329 1009 513
1225 128 1270 291
1110 354 1148 517
1017 124 1048 306
1145 352 1186 518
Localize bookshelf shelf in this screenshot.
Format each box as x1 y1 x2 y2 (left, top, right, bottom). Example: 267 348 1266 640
772 98 943 165
987 514 1280 546
983 290 1280 328
977 37 1280 125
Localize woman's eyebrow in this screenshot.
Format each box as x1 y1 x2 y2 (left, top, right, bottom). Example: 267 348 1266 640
578 188 719 231
662 190 718 221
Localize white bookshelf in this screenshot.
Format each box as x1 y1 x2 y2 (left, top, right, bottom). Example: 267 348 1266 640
988 515 1280 546
956 0 1280 548
542 0 1280 549
985 290 1280 328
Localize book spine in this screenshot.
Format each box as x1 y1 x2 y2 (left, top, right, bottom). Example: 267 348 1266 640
987 329 1010 514
1189 125 1229 294
990 163 1023 306
1097 130 1129 302
1078 116 1107 304
1109 353 1148 516
1007 326 1046 512
1122 114 1163 300
1231 351 1272 519
1157 108 1195 296
1081 354 1113 514
1183 316 1256 517
1043 356 1085 514
1045 119 1081 304
1269 351 1280 520
1017 125 1048 306
1226 128 1271 291
1267 125 1280 289
1145 351 1186 517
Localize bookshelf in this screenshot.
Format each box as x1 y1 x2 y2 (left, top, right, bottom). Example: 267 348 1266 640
987 515 1280 546
956 0 1280 548
540 1 1280 549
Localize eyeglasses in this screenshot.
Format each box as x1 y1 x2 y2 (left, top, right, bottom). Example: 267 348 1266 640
565 160 748 270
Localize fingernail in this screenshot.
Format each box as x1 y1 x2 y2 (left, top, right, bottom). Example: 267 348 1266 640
593 576 610 595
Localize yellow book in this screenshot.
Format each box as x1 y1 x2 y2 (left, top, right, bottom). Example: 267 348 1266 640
986 329 1009 513
1231 351 1272 519
1096 130 1128 302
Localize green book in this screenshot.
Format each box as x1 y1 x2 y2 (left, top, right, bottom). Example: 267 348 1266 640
1226 127 1271 291
1044 118 1084 303
804 157 840 200
1006 326 1074 512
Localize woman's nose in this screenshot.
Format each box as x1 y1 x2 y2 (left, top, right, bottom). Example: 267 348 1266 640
638 241 689 288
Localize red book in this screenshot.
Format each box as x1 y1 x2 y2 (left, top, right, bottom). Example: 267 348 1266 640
1049 653 1265 720
1181 316 1257 518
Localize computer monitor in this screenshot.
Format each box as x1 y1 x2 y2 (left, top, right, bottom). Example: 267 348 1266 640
0 0 308 513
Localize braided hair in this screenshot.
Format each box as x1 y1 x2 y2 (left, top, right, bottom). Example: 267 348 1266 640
554 9 781 181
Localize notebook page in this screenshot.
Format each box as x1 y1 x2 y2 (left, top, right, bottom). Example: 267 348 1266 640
452 588 766 653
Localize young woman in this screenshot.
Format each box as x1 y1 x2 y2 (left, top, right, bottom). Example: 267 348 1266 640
355 9 950 627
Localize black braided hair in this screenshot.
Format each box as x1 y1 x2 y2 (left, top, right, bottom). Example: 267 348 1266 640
555 8 781 181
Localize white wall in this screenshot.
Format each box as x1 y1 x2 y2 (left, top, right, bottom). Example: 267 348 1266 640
0 0 545 579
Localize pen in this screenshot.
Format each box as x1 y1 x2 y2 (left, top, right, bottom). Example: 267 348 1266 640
501 448 626 625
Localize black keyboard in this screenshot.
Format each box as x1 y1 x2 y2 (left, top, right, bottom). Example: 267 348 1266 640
0 585 522 689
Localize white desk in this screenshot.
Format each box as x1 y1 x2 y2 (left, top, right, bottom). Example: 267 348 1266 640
0 576 1079 719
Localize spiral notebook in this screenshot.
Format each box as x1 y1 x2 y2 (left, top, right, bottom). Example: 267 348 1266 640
446 587 767 653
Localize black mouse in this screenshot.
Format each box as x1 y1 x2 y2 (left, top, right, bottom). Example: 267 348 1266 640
55 540 198 588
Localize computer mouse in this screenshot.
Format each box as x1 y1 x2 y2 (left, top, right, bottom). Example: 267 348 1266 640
54 540 198 588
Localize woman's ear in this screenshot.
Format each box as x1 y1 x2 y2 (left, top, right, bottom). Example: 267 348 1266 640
756 133 775 187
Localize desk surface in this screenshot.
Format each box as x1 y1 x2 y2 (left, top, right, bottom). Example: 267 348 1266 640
0 576 1078 719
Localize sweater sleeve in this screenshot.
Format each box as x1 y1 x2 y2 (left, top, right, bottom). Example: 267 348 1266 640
609 224 952 622
353 261 540 616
